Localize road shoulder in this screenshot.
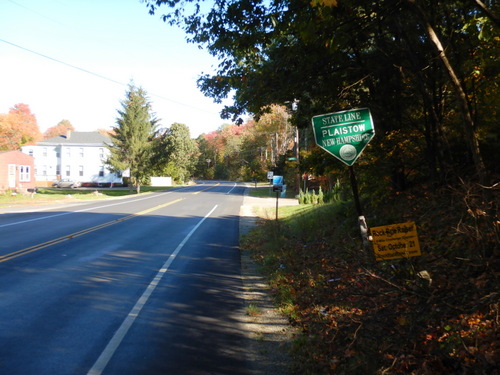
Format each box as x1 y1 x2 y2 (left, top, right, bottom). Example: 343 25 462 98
239 189 298 375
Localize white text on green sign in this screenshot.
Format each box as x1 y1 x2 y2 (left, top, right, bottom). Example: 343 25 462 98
312 108 375 166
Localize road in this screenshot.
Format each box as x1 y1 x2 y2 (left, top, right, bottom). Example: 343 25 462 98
0 182 251 375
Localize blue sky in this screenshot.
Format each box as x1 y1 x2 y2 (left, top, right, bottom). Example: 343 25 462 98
0 0 231 137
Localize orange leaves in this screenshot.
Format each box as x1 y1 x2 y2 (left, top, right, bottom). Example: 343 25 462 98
43 120 74 140
0 103 42 150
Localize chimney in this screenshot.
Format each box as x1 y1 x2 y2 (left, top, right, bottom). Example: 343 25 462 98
66 130 71 139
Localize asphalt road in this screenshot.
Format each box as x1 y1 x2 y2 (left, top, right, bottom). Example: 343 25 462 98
0 182 250 375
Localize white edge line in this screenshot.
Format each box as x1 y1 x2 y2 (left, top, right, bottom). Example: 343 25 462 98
86 204 218 375
225 182 238 195
0 190 179 228
0 185 204 228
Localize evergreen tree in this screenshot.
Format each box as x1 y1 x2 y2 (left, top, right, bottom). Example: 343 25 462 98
107 83 158 193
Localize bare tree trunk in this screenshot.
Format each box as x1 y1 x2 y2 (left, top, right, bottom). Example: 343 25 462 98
406 0 490 186
395 18 451 180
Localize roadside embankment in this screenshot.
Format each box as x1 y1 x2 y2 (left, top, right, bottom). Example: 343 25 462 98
239 190 298 375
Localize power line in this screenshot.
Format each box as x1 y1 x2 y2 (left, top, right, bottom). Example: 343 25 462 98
0 38 219 115
0 38 125 86
6 0 67 27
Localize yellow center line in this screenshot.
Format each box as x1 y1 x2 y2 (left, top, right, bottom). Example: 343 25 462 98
0 198 184 263
192 182 220 195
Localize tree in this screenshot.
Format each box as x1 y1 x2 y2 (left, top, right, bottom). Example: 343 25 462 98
152 123 198 183
0 103 42 150
106 83 158 193
194 111 296 182
255 105 295 167
194 134 215 179
43 119 75 140
406 0 489 185
145 0 499 188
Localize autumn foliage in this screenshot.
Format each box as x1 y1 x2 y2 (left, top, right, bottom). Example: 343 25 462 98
43 119 75 140
0 104 42 151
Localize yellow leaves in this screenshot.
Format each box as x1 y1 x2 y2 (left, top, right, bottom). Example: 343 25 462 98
310 0 338 7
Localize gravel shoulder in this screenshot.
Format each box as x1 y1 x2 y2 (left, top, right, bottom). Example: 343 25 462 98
239 191 299 375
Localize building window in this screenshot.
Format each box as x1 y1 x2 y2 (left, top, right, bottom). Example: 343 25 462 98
79 148 84 157
99 166 105 177
65 165 70 177
79 165 84 177
19 165 30 182
28 149 33 156
42 165 47 176
66 148 71 157
99 148 104 158
43 147 47 157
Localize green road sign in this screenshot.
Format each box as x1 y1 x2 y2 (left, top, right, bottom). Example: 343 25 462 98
312 108 375 166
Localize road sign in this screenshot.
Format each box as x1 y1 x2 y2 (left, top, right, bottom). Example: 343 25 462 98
267 171 274 180
371 222 421 261
312 108 375 166
272 175 283 184
272 184 283 192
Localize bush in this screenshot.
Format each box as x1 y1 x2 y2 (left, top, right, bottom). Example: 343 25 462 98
299 188 327 205
324 178 341 203
299 189 306 204
304 190 312 204
311 190 317 204
318 186 324 204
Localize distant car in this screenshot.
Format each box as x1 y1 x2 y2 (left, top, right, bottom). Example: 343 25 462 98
52 179 81 188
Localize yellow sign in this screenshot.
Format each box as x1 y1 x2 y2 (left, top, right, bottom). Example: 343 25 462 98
371 222 421 261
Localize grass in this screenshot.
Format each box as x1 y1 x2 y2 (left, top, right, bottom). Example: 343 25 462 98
246 303 261 317
248 183 298 199
0 186 176 206
242 184 499 374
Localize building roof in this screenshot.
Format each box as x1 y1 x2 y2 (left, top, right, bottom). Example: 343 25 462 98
36 131 111 146
0 149 35 160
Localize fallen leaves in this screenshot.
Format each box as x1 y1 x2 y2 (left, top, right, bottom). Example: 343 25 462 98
244 181 499 374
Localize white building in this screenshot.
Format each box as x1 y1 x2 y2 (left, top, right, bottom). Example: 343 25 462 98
22 131 122 186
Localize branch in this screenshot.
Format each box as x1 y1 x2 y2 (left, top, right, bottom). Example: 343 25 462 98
362 268 463 311
474 0 500 28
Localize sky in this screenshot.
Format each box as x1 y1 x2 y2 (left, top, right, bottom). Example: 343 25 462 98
0 0 232 138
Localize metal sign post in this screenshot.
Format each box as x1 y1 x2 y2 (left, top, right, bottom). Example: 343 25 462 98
311 108 375 253
272 183 283 221
349 165 370 252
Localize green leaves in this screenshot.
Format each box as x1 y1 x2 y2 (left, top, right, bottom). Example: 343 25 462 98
146 0 499 193
107 83 158 192
156 123 198 183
